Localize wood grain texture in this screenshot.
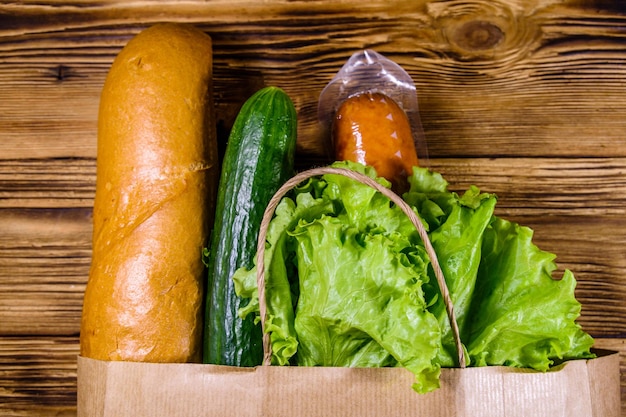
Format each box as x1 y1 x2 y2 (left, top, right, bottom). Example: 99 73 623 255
2 157 625 336
0 336 78 417
2 0 626 159
0 208 90 336
0 0 625 415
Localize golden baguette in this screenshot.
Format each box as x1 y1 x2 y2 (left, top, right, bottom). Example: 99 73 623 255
80 23 218 363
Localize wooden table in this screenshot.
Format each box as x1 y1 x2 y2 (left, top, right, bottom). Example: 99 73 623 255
1 1 625 415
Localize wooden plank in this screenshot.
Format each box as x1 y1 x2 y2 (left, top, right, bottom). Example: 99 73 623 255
1 1 626 159
428 158 626 216
1 158 624 337
0 158 95 209
0 336 78 417
2 156 626 211
2 212 623 337
0 208 90 336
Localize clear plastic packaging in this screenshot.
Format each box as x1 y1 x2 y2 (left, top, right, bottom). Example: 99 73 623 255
317 49 428 164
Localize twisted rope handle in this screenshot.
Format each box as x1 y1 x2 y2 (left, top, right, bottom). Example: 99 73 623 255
254 167 467 368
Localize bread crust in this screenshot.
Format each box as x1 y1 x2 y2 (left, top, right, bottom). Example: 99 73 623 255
80 23 217 362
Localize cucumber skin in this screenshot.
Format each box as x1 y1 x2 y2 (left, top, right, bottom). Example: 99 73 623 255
203 86 297 366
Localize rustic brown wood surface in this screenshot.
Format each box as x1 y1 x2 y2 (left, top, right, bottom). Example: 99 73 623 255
1 0 625 415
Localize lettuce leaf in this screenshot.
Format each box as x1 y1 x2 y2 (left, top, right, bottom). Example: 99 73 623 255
234 161 443 392
290 216 442 391
233 161 594 394
467 216 595 369
405 177 497 367
403 167 594 369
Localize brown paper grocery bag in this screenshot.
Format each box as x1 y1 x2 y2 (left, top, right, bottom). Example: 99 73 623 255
77 167 622 417
77 350 620 417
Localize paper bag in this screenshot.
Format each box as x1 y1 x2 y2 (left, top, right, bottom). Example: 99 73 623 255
77 167 622 416
77 350 620 417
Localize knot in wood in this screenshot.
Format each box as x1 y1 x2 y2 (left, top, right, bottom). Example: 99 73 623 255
451 20 504 51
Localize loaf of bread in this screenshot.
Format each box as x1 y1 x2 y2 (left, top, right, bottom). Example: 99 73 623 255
80 23 218 362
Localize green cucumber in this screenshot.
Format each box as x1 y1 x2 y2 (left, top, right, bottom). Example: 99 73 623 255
203 86 297 366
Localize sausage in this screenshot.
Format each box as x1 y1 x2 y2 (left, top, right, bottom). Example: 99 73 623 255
332 91 419 193
79 23 218 362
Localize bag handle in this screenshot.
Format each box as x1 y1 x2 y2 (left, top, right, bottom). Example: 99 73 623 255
255 167 467 368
